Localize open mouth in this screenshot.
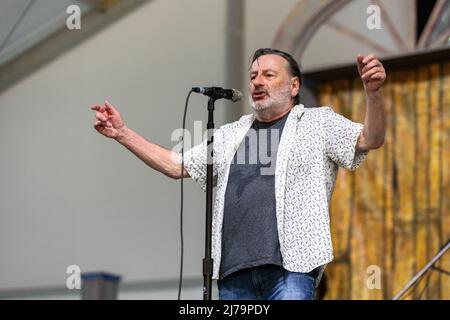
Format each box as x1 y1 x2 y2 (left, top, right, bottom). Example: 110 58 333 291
252 92 267 101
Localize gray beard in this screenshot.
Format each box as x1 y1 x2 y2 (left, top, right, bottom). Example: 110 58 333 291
249 85 293 112
249 95 271 111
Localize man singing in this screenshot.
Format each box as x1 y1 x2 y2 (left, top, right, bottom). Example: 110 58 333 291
91 48 386 300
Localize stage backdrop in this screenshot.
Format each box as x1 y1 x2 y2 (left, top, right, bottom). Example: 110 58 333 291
317 61 450 300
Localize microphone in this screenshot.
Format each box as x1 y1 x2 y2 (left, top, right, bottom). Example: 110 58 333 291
192 86 243 102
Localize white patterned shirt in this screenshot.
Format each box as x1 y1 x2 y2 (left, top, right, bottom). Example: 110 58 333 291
183 104 368 280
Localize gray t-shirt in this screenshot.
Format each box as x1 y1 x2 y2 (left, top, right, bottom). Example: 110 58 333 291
220 111 290 279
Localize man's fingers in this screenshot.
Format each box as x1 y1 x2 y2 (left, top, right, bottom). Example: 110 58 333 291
95 111 108 122
356 54 364 68
361 69 378 80
94 122 103 132
370 72 386 81
361 67 384 80
361 59 381 74
91 104 105 113
104 101 118 115
94 118 105 128
362 53 376 64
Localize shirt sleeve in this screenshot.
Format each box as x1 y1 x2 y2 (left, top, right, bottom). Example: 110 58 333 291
182 130 221 192
323 107 368 171
182 138 208 191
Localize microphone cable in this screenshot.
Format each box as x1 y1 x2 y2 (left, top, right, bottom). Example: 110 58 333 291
178 89 194 300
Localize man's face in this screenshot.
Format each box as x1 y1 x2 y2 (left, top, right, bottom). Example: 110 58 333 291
249 54 298 111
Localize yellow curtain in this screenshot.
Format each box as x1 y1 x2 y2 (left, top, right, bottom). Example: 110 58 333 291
317 61 450 300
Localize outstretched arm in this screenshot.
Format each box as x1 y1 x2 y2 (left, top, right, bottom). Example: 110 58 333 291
355 53 386 153
91 101 189 179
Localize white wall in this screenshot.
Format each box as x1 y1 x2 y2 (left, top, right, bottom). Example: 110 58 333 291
0 0 227 299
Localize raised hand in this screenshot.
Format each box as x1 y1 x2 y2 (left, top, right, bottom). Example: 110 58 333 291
357 54 386 93
91 101 126 139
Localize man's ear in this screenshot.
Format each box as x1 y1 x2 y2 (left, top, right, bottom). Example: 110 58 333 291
291 77 300 96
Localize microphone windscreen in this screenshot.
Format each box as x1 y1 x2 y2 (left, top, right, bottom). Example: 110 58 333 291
231 89 243 102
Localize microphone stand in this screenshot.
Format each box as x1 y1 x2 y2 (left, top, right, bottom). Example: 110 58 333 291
203 97 216 300
392 239 449 300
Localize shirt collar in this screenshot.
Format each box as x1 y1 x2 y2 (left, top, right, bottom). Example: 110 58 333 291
240 104 305 126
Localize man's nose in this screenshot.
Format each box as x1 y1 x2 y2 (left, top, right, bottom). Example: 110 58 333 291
251 74 264 87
